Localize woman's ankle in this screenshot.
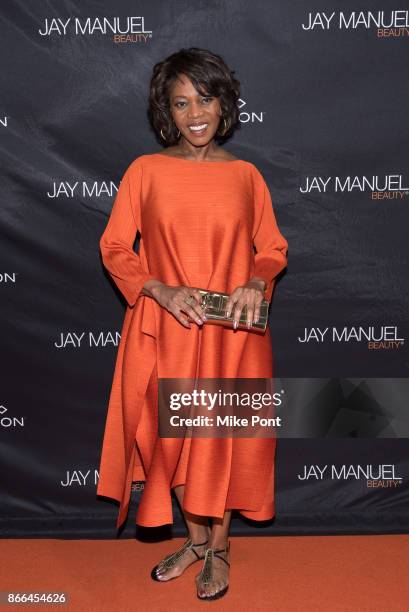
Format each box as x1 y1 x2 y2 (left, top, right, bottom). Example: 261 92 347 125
207 537 229 551
189 524 211 545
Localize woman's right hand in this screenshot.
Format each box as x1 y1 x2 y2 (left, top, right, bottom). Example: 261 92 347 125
146 282 207 329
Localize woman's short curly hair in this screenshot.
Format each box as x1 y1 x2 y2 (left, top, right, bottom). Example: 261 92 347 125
148 47 241 145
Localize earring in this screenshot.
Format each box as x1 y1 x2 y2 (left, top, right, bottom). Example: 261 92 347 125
161 127 180 141
219 116 228 136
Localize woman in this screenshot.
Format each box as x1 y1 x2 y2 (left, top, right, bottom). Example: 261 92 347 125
96 47 288 601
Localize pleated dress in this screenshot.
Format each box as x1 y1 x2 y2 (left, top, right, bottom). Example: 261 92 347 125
96 153 288 529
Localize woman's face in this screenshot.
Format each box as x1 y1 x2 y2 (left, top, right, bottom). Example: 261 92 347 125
168 73 222 145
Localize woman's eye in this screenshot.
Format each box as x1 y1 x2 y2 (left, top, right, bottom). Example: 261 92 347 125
174 97 212 109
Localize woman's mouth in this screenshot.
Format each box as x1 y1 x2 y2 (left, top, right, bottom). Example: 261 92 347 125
188 123 208 136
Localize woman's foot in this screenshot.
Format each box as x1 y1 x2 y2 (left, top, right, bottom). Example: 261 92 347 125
151 536 209 582
195 540 230 600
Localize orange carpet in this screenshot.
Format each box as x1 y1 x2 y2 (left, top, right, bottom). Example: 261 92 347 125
1 535 408 611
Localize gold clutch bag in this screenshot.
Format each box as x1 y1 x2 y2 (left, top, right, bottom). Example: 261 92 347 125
187 288 269 333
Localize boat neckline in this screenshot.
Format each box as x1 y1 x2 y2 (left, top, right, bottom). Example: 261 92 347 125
152 152 244 164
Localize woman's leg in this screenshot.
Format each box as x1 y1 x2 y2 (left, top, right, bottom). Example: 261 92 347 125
154 484 210 581
196 510 232 598
174 484 211 543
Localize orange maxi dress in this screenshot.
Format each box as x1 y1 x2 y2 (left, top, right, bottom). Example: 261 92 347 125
96 153 288 529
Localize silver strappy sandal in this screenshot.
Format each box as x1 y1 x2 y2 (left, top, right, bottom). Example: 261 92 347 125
151 537 209 582
196 540 230 601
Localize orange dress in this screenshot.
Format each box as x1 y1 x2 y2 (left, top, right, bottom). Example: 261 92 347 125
96 153 288 528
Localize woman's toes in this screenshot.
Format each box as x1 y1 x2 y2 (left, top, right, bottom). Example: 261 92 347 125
155 569 167 580
156 563 176 581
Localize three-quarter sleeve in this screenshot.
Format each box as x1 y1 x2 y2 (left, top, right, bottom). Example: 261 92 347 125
100 160 157 307
252 166 288 303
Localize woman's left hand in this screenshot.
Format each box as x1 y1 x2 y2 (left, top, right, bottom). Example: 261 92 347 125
225 278 266 330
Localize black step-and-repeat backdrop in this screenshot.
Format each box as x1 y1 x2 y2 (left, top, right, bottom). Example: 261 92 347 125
1 1 408 538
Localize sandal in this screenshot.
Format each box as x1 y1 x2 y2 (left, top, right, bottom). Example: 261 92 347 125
151 537 209 582
196 540 230 601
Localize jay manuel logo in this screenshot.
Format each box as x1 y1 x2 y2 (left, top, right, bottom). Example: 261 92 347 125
298 464 402 487
38 16 152 42
300 175 409 199
298 326 404 350
302 10 409 35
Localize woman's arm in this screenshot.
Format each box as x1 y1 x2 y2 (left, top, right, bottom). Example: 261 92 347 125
252 169 288 302
99 161 159 307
